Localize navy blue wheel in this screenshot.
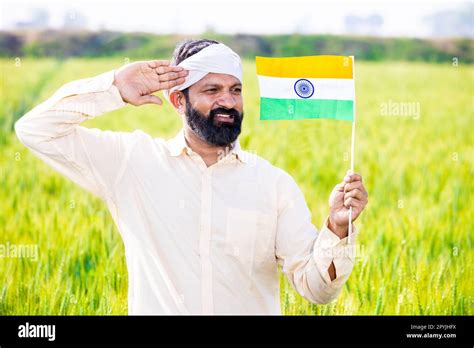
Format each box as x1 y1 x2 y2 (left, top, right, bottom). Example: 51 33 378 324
294 79 314 99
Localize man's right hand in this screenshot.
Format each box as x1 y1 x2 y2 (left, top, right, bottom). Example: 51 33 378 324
113 60 188 106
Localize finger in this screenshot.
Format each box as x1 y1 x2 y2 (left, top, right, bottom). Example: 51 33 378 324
147 60 171 69
158 77 186 90
344 196 364 209
154 65 185 75
344 172 362 183
149 73 187 91
136 94 163 106
344 188 365 202
156 70 189 82
344 181 366 193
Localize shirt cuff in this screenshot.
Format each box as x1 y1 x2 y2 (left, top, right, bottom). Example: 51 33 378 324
312 216 358 287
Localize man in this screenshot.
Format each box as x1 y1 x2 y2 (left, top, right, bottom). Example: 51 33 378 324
15 39 368 314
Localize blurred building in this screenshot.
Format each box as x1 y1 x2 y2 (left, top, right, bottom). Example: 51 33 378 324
15 9 50 29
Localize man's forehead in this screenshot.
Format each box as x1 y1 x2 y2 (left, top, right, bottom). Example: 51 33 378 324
194 73 241 88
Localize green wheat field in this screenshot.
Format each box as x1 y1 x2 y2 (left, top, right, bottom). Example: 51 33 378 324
0 57 473 315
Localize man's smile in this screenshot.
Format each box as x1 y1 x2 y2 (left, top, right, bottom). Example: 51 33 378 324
214 113 235 124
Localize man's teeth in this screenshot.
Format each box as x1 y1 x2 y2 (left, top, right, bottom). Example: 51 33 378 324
217 114 231 118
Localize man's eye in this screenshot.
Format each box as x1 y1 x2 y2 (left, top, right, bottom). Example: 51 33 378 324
205 89 217 92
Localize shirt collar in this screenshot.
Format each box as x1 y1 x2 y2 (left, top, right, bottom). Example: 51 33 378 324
167 129 248 164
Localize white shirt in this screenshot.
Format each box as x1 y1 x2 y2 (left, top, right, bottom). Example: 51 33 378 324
15 70 358 315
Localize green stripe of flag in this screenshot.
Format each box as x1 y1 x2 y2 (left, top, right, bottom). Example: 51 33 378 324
260 97 354 121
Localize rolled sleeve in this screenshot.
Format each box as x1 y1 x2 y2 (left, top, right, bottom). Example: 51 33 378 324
14 70 134 201
275 169 358 304
313 217 358 287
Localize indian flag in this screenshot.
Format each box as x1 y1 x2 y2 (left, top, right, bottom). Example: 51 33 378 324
256 55 355 121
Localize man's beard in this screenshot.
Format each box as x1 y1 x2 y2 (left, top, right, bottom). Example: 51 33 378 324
184 102 243 147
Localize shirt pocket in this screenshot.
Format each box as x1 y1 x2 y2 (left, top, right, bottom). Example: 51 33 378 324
225 208 275 278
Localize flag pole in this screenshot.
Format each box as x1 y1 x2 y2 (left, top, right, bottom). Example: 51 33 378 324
348 55 356 244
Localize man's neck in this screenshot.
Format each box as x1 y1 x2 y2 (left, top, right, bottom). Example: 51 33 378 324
183 126 230 167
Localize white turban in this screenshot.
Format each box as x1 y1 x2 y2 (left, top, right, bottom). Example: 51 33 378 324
163 43 242 103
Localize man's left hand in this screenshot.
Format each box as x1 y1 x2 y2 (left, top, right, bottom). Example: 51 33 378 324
328 171 368 238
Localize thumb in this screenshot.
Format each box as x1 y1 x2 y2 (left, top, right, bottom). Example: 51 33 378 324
334 182 345 192
137 94 163 106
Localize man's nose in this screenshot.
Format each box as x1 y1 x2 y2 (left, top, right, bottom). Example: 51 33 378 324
216 91 237 109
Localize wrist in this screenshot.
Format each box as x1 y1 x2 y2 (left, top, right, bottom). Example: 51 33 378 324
328 217 348 239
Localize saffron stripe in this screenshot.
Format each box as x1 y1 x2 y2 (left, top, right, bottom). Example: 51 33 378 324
256 55 353 79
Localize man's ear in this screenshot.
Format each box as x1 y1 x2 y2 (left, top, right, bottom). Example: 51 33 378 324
169 91 186 114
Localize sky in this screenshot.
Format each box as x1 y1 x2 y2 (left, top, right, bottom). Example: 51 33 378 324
0 0 472 38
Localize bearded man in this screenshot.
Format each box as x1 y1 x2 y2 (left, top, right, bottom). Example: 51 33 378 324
15 39 368 314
